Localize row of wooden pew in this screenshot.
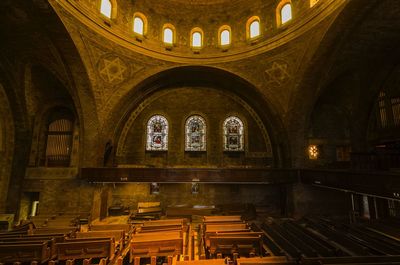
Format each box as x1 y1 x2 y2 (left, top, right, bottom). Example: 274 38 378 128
254 217 400 264
2 214 400 265
201 216 263 259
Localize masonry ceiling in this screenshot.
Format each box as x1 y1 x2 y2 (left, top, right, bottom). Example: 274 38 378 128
1 0 400 167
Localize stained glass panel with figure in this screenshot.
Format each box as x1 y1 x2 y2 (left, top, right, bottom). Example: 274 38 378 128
223 116 244 151
185 115 206 151
146 115 168 151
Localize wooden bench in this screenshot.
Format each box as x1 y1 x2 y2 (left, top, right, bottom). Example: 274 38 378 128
261 222 301 258
0 242 51 263
236 257 296 265
141 219 184 226
90 224 131 233
301 255 400 264
205 224 250 233
135 219 186 233
0 236 63 259
130 230 183 260
76 230 125 248
207 233 263 258
56 238 114 260
204 216 242 223
30 227 77 235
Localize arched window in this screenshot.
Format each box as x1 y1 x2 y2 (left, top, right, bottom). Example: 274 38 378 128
218 25 231 47
281 3 292 24
133 13 147 36
162 24 176 46
100 0 116 19
164 28 173 44
276 1 292 26
100 0 112 18
192 32 202 48
190 28 204 49
246 17 260 40
146 115 168 151
133 17 144 35
45 118 74 167
223 116 244 151
185 115 206 151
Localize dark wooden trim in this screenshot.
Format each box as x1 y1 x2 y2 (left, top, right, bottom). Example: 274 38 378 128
80 167 297 184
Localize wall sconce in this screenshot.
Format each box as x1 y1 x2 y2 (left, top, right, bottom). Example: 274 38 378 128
308 145 319 160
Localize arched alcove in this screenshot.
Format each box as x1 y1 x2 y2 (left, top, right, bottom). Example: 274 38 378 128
107 66 290 168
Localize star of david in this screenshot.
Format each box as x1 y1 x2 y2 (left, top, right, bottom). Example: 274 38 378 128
99 57 127 83
265 61 290 85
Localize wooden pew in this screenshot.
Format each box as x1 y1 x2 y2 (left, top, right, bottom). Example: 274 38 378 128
206 233 263 258
205 224 249 233
261 222 301 259
237 257 296 265
284 221 336 257
130 230 183 260
90 224 131 233
204 216 242 223
56 238 114 260
0 237 63 259
75 230 125 248
301 255 400 265
31 227 76 235
303 218 371 256
135 219 186 233
0 242 51 263
271 222 318 257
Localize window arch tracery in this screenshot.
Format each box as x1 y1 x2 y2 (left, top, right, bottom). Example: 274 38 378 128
146 115 168 151
185 115 206 151
223 116 244 151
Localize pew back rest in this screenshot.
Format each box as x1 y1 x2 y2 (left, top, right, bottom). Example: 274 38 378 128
76 230 124 242
56 239 114 260
91 224 131 233
0 242 49 263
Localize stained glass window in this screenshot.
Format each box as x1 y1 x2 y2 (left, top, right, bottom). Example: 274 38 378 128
185 115 206 151
146 115 168 151
223 116 244 151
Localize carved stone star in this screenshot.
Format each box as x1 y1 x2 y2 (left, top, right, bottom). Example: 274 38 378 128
99 56 127 83
264 61 291 86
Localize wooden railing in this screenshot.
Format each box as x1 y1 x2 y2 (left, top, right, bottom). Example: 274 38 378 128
80 167 297 184
300 169 400 200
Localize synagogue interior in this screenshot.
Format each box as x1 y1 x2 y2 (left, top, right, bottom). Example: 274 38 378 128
0 0 399 264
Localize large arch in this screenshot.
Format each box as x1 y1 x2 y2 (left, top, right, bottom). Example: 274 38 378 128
105 66 290 168
287 0 400 167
